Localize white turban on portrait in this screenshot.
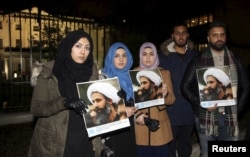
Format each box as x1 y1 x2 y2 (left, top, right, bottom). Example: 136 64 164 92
87 82 121 104
136 70 162 86
203 68 230 86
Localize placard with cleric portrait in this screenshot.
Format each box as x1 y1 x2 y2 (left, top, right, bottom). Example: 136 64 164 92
76 77 130 137
196 66 237 108
128 68 165 109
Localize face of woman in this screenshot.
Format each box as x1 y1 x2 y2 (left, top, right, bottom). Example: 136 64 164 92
113 48 127 69
141 47 155 67
71 37 90 64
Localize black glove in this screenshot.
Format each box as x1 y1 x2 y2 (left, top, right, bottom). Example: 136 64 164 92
118 89 135 107
64 98 88 115
144 117 160 132
125 98 134 107
117 88 127 100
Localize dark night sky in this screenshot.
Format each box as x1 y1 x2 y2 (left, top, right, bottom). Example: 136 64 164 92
0 0 216 44
1 0 250 46
0 0 213 25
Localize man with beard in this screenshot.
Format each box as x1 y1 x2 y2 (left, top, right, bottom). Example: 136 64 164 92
200 68 232 101
159 22 200 157
135 70 162 102
85 82 126 127
181 20 250 157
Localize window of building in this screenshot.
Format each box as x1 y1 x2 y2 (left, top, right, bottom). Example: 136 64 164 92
33 40 39 46
195 44 208 52
185 14 214 28
208 14 213 23
199 15 208 25
0 21 2 29
0 39 3 49
16 24 21 30
16 39 21 48
191 17 199 27
33 26 40 31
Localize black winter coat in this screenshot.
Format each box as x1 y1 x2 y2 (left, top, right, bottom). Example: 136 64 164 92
181 51 250 119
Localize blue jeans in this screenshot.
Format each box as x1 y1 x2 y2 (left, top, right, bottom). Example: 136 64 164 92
195 114 238 157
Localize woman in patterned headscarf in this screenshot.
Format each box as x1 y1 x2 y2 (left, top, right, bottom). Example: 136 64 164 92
29 30 98 157
100 42 137 157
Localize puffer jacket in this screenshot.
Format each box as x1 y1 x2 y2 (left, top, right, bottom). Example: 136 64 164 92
160 38 195 56
134 69 176 146
28 61 98 157
159 38 200 126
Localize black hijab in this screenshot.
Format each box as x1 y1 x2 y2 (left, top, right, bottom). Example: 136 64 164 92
52 30 94 98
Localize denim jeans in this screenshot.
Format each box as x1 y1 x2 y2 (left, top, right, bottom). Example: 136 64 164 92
195 114 238 157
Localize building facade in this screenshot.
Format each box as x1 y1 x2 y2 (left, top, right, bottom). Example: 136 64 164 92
1 3 250 112
0 7 112 81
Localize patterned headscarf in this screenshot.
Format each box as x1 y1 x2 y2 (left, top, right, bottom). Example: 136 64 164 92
102 42 134 100
139 42 159 69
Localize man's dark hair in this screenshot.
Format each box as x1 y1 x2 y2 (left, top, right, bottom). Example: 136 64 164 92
207 20 227 34
172 21 188 33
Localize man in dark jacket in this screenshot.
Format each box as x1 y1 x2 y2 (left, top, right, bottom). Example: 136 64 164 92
181 20 250 157
159 22 200 157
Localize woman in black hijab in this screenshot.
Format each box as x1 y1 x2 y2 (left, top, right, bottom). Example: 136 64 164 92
29 30 99 157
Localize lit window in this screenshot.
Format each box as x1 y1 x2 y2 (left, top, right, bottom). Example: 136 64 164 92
191 17 199 27
208 14 213 23
185 20 191 27
186 14 213 27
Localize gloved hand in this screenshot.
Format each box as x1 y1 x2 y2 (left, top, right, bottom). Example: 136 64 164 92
117 88 127 100
125 98 134 107
144 117 160 132
64 98 88 115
